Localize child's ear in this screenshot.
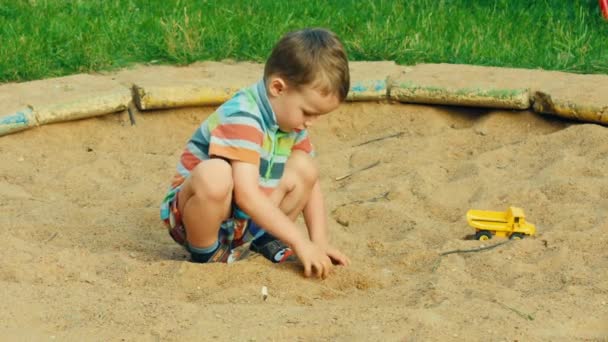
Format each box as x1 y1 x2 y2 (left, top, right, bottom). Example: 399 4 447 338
268 76 288 97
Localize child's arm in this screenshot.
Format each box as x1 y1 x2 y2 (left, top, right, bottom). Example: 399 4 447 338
303 180 350 266
232 160 332 278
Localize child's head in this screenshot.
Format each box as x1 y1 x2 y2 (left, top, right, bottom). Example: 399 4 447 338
264 28 350 132
264 28 350 101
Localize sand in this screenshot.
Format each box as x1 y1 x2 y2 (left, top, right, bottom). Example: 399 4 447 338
1 67 608 341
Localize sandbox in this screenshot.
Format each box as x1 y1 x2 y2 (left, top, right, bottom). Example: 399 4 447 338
1 63 607 340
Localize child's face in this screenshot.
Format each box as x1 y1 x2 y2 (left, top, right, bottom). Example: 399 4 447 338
268 78 340 133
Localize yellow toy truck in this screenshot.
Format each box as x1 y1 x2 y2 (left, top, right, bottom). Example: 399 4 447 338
466 206 536 240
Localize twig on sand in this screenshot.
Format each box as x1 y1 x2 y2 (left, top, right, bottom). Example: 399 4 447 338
331 191 390 227
46 232 58 242
430 258 443 273
127 102 137 126
431 240 512 273
494 300 535 321
335 161 380 181
365 191 390 203
353 132 404 147
439 240 512 256
332 191 390 212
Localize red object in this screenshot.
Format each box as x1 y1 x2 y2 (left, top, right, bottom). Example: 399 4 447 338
601 0 608 19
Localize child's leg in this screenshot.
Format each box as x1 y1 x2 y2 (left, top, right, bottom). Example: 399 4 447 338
251 150 318 262
177 159 233 251
269 150 319 220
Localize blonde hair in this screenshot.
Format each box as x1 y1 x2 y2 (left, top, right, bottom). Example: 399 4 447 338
264 28 350 101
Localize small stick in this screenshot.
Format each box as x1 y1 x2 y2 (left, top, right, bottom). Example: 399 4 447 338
331 191 389 220
46 232 58 242
439 240 511 256
494 300 535 321
335 161 380 181
353 132 403 147
432 240 512 272
332 191 389 211
366 191 390 202
127 102 137 126
430 258 442 273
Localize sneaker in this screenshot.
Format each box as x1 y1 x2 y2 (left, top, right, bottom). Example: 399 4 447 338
250 238 298 263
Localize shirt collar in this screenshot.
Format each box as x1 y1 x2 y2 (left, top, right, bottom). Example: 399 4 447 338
255 79 279 131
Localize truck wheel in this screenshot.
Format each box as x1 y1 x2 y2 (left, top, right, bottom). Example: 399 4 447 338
510 233 525 240
475 230 492 240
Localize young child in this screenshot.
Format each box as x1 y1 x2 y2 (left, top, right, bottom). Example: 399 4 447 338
160 28 350 278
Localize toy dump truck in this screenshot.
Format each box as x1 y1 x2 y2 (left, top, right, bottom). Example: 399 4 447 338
466 206 536 240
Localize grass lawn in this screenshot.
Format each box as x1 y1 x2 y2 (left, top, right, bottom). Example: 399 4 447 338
1 0 607 82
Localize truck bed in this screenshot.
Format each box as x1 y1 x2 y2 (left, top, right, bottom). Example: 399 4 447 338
466 209 508 223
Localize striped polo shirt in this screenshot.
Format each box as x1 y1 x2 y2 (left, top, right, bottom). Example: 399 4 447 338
160 80 314 222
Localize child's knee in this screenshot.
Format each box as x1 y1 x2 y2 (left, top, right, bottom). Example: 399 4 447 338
287 151 319 186
190 159 234 201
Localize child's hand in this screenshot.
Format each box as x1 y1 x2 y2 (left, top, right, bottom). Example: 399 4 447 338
323 245 350 266
292 240 333 279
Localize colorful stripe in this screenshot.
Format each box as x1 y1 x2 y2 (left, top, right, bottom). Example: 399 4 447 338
160 80 315 223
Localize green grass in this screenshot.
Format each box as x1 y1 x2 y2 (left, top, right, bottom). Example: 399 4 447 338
1 0 607 82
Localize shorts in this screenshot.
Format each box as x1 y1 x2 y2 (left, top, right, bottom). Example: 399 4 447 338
162 188 264 250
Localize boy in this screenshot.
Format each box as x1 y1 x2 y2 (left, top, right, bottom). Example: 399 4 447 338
160 28 350 278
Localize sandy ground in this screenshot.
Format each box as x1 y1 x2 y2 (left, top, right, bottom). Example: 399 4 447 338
2 70 608 341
